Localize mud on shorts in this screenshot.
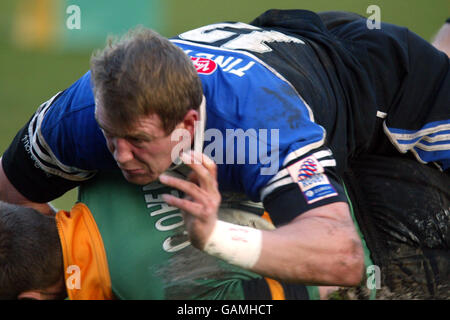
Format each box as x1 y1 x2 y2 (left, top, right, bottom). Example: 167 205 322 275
343 155 449 299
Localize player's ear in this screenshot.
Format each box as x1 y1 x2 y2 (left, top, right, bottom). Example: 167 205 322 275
17 290 44 300
180 109 199 138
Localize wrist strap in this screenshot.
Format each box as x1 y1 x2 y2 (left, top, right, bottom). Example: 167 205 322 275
203 220 263 269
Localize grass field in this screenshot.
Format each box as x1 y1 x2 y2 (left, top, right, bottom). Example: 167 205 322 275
0 0 448 210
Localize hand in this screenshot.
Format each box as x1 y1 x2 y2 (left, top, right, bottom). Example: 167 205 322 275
159 151 221 250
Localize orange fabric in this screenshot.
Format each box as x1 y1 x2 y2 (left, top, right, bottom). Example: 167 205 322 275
265 277 286 300
261 211 274 225
55 203 113 300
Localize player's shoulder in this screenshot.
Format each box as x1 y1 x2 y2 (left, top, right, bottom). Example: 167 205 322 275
40 71 95 132
30 70 106 170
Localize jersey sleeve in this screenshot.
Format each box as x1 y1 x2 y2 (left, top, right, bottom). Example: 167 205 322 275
261 147 348 226
1 71 115 203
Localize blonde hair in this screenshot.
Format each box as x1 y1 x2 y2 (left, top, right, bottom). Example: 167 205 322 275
90 26 203 134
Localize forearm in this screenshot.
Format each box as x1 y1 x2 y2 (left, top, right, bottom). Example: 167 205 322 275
159 152 365 287
0 189 56 216
29 202 57 216
201 202 365 286
253 202 364 286
0 158 56 216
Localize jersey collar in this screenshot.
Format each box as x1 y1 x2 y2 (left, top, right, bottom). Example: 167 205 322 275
167 95 206 172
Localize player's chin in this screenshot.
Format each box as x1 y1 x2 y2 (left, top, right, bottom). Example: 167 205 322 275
121 170 157 185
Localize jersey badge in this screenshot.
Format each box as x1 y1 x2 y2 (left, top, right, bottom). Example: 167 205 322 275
287 155 337 204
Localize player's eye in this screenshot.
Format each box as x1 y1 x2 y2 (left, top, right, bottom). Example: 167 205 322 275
128 137 147 147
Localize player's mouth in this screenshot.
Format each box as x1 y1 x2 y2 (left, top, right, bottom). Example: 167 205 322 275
122 168 146 175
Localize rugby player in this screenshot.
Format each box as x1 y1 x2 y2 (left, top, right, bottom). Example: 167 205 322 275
0 188 319 300
0 10 448 298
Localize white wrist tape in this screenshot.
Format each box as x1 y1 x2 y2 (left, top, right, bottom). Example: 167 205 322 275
203 220 263 269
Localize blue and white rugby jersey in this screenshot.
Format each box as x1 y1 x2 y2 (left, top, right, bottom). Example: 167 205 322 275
3 10 448 225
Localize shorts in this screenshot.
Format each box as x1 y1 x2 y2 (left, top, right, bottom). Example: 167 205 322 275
344 155 450 299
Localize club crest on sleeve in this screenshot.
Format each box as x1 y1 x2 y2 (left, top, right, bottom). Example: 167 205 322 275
287 155 337 204
298 157 320 180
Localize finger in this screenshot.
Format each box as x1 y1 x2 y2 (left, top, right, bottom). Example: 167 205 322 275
180 152 217 190
188 150 216 176
198 152 217 179
159 174 205 203
187 170 199 185
180 152 212 188
161 193 205 220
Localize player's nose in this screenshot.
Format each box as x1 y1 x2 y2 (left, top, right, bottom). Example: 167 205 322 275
113 137 134 164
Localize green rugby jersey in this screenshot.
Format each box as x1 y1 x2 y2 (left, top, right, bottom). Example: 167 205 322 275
78 168 318 300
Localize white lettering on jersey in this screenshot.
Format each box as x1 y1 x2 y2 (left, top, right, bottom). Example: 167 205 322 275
179 22 304 54
223 30 304 53
143 180 190 253
179 22 260 43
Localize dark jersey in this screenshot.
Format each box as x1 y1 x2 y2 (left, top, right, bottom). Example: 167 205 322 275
2 10 449 226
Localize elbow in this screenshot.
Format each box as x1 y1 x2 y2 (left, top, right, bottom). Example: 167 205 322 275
338 238 365 286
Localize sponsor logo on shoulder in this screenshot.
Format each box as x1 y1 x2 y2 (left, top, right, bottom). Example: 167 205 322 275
190 56 217 75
